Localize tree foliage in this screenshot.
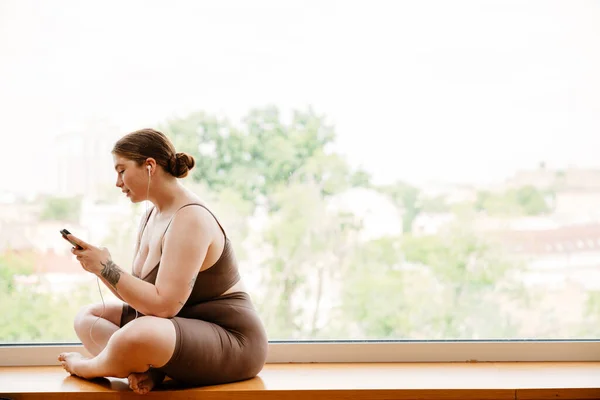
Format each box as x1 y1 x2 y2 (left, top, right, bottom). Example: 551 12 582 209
475 186 551 216
39 196 82 222
2 106 581 342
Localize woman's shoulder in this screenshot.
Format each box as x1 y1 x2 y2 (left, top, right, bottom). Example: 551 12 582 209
169 201 223 235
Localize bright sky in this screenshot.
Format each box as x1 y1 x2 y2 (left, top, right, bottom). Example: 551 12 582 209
1 0 599 194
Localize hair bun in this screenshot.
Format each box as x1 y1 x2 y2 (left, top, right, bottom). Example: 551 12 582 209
173 152 196 178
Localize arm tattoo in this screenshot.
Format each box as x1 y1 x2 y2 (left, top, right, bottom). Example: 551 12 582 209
188 276 197 291
100 259 122 289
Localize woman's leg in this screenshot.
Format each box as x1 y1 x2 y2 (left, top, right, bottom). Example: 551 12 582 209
73 303 123 356
59 315 176 380
72 303 166 394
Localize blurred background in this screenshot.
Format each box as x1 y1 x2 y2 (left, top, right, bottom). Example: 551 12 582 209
1 0 600 342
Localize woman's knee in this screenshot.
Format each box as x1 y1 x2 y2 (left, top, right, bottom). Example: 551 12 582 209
111 317 162 347
74 302 123 332
108 317 176 365
73 303 114 334
73 304 95 334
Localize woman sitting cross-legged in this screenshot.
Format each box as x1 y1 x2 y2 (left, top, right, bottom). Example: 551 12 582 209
58 128 268 394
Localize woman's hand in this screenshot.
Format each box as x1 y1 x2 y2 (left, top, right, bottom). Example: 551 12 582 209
67 234 112 276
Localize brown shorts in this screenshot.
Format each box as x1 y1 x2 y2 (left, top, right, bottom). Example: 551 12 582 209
120 292 268 386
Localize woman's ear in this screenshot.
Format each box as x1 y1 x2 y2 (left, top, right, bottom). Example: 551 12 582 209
145 158 157 174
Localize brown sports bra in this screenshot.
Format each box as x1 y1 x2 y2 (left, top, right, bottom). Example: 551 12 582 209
134 203 241 304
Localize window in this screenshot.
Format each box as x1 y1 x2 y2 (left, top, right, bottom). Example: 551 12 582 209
1 0 599 364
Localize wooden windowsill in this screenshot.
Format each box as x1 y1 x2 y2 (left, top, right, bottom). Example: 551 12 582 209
1 362 599 400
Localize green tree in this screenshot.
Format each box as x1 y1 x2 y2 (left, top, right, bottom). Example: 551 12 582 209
0 252 34 292
583 291 600 337
376 182 421 233
158 105 531 341
474 186 549 216
39 195 82 222
161 106 369 210
255 181 362 339
400 225 522 337
339 236 417 338
161 106 369 339
340 224 524 339
0 253 94 342
512 185 550 216
420 195 450 213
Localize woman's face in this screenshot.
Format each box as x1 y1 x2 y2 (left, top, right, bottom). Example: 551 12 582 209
113 154 148 203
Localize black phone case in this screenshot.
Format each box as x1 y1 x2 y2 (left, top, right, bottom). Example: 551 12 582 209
60 229 83 249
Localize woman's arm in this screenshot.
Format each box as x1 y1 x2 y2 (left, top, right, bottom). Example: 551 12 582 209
99 275 124 301
68 207 212 318
96 207 153 303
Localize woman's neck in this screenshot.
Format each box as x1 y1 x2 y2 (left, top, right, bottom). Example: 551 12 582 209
149 178 187 215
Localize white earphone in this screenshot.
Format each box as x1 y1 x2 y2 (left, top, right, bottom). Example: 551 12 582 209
91 165 153 346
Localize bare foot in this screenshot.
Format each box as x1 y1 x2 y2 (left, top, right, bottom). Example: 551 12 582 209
58 352 89 378
128 369 165 395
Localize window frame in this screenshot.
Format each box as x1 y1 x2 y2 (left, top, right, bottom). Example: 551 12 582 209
1 340 598 366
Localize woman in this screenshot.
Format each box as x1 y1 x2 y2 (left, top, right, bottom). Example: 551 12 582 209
58 128 268 394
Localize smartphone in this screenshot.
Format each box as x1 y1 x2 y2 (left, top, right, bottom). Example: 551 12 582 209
60 229 83 250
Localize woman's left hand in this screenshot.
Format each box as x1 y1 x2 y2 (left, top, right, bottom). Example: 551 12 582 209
67 234 112 276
